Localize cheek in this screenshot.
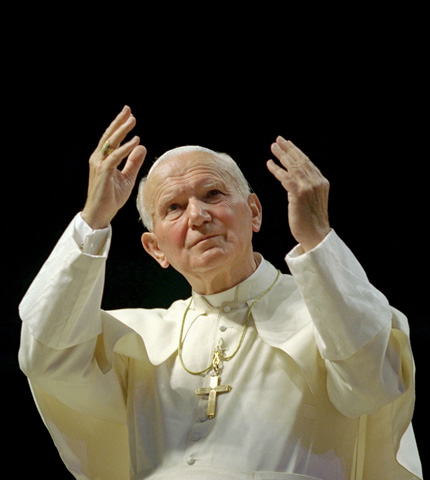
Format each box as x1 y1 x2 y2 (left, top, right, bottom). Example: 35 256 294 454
157 222 187 254
225 201 251 225
217 206 253 242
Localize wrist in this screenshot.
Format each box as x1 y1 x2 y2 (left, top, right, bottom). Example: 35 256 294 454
81 208 113 230
297 226 332 253
75 213 111 255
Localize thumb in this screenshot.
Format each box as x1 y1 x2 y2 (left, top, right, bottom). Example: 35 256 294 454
122 145 147 182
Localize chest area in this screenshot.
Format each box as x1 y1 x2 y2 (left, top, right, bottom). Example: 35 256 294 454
127 305 324 426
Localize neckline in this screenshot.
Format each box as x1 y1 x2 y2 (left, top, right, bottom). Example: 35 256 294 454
191 254 279 312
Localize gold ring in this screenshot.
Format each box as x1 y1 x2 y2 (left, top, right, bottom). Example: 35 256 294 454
101 140 115 155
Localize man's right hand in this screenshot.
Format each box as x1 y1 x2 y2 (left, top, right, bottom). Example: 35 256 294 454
81 106 147 230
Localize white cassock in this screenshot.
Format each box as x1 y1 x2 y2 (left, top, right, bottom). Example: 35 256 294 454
18 214 422 480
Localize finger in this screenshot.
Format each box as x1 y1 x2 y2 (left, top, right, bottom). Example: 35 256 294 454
103 135 142 170
101 114 137 154
275 137 303 159
266 159 299 193
270 142 309 184
121 145 147 182
272 140 325 190
272 138 307 168
97 106 132 150
276 137 323 176
271 142 296 167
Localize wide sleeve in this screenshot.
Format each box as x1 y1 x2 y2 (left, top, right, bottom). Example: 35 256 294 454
18 214 127 423
286 230 422 479
19 213 110 349
285 230 413 417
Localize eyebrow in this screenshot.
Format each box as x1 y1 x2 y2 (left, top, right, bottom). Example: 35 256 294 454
199 180 227 191
156 178 229 209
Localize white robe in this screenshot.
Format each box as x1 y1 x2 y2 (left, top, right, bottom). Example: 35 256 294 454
18 215 422 479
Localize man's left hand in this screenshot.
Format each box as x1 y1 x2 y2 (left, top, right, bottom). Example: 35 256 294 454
267 136 331 252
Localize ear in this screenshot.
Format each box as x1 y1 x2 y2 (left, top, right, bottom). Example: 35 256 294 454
247 193 263 233
141 232 170 268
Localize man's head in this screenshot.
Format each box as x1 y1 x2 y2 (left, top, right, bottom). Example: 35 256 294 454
137 146 263 294
136 146 253 231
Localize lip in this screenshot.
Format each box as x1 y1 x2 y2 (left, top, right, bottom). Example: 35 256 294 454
191 234 220 248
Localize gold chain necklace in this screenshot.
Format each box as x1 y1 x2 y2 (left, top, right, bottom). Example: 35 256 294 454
178 269 281 376
178 269 281 418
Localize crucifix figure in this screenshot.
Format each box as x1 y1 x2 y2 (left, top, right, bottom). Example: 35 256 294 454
195 345 232 419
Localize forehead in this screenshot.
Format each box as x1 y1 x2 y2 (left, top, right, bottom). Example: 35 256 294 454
145 151 234 198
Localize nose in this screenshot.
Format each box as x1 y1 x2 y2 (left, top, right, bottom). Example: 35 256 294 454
187 198 212 227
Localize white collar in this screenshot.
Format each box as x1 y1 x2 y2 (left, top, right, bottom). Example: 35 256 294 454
191 253 278 313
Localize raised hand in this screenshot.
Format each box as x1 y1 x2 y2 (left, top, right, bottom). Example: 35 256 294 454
82 106 147 229
266 136 331 252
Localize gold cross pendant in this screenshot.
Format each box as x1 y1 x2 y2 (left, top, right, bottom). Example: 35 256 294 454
195 374 232 419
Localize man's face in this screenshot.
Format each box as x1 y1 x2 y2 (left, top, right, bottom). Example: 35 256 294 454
141 151 262 288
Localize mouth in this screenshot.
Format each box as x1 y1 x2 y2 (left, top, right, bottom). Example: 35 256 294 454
191 234 221 248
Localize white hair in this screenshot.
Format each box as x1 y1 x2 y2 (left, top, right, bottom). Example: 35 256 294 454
136 145 252 231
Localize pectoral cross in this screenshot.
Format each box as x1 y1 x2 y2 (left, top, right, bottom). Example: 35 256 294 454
195 345 232 418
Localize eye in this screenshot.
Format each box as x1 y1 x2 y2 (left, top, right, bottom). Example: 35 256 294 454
167 203 180 212
207 189 222 198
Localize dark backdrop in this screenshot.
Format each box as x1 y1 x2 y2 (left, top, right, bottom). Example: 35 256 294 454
3 7 427 478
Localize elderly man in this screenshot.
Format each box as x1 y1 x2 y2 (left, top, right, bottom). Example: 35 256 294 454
19 106 422 479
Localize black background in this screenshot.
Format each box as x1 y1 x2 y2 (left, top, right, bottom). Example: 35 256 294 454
3 6 427 478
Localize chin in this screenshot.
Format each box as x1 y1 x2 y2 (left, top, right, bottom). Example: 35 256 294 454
188 246 233 271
